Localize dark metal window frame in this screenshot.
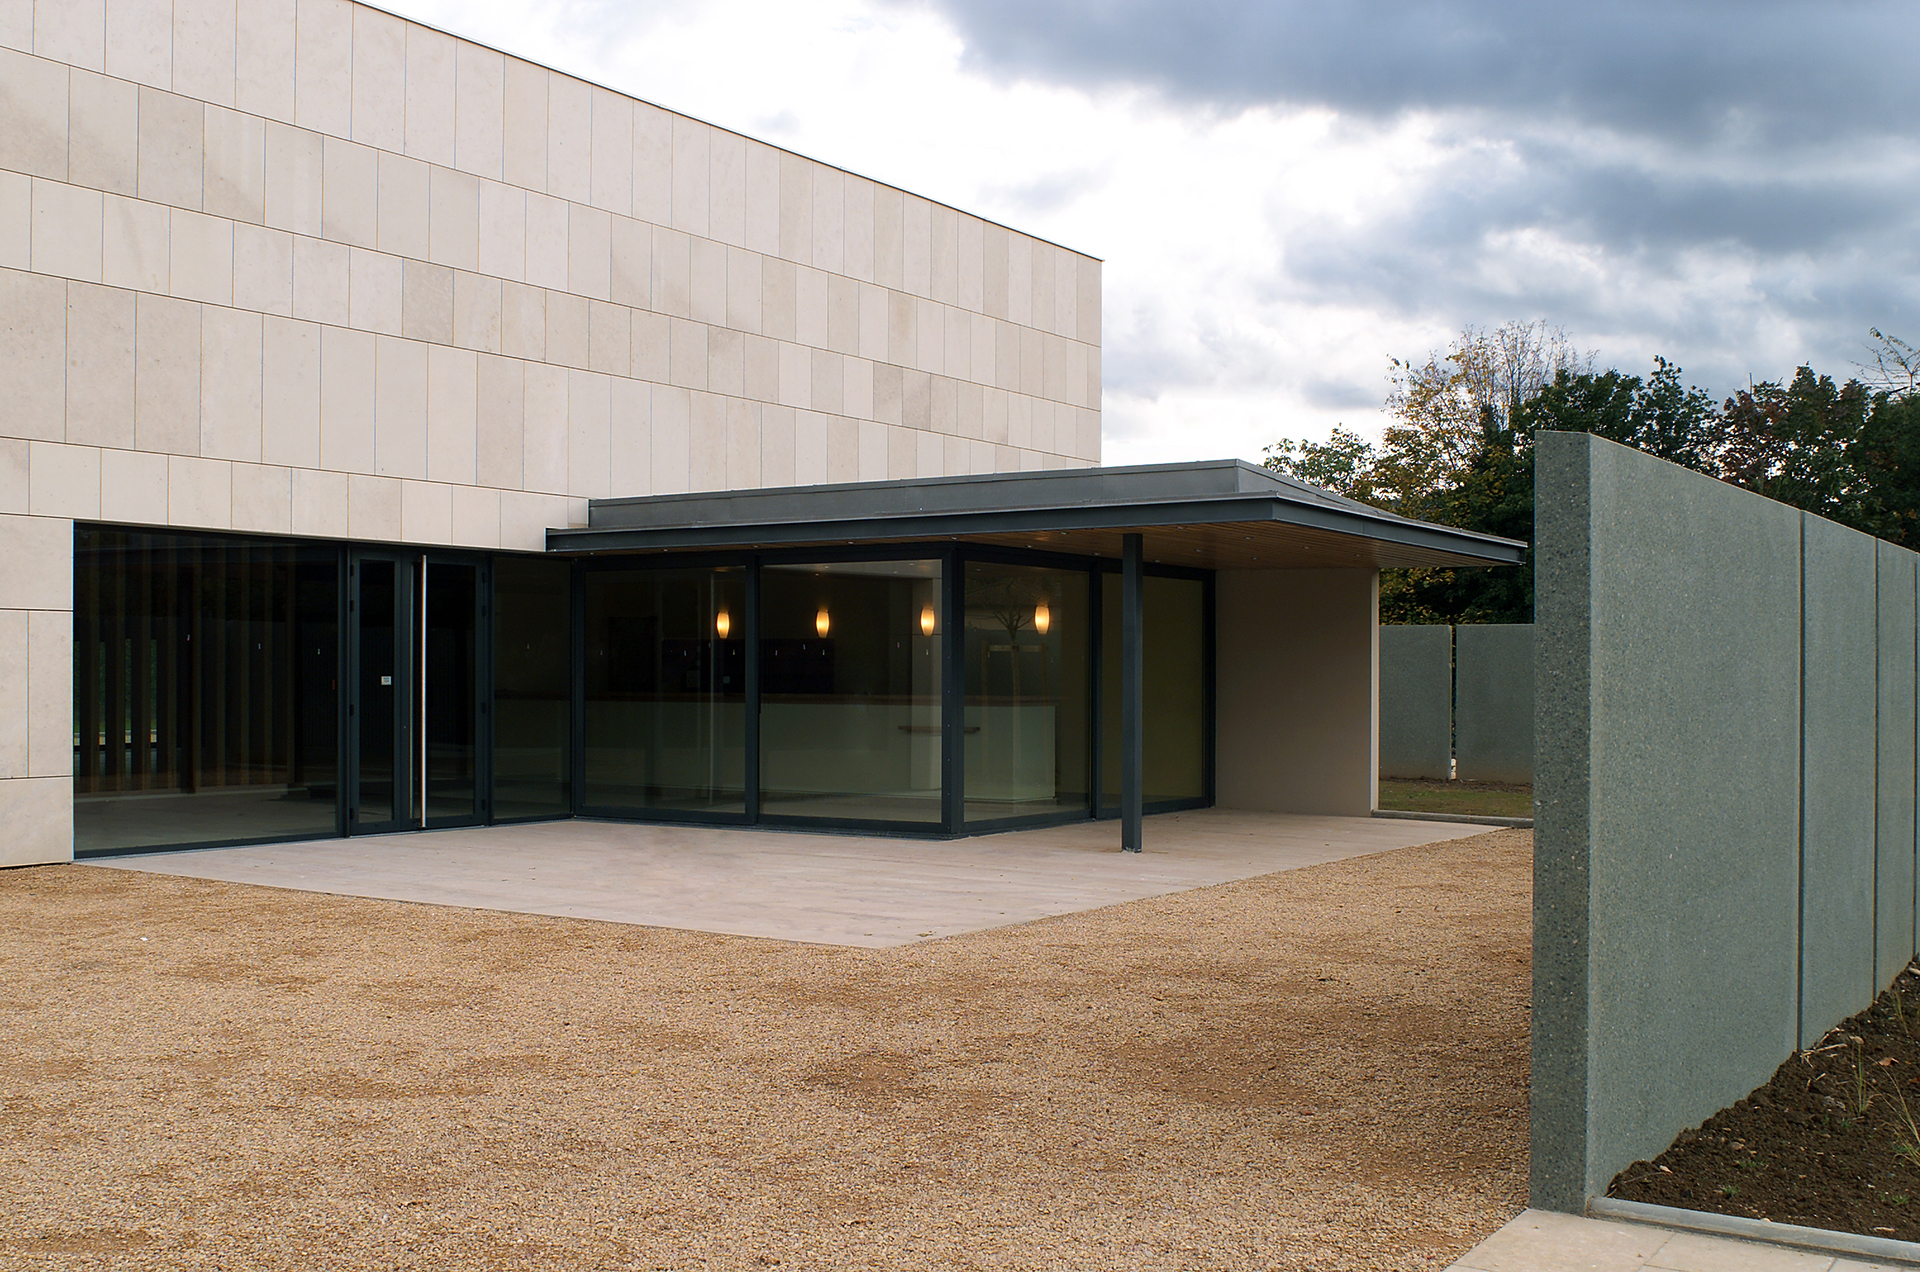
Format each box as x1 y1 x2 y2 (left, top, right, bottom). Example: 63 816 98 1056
566 540 1215 839
73 526 1216 855
75 526 502 858
72 523 355 858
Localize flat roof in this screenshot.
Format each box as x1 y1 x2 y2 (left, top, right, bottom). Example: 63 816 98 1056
546 460 1528 570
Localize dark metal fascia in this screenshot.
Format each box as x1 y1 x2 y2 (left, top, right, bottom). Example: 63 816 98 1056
544 494 1528 563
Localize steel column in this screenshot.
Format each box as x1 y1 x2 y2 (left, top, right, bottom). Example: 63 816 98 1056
1121 532 1144 852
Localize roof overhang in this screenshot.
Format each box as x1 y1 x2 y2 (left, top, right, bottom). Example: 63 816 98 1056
545 459 1527 571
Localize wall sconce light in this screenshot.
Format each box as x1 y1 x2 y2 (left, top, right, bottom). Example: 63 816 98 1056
816 607 831 638
1034 600 1051 635
715 609 731 639
920 603 936 637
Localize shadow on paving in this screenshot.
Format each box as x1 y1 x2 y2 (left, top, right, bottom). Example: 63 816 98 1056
0 829 1533 1272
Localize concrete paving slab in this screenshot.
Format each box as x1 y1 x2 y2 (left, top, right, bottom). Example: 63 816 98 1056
86 808 1485 947
1450 1210 1672 1272
1448 1210 1889 1272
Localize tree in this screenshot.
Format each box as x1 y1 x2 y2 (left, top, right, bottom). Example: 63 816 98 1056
1266 325 1920 618
1525 358 1718 471
1260 428 1387 508
1265 332 1718 625
1854 394 1920 543
1858 328 1920 400
1714 366 1872 526
1376 321 1592 519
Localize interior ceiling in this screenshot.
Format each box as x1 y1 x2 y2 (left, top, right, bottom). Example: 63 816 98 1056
580 519 1520 571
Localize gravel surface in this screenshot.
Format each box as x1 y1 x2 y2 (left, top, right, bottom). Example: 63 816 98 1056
0 829 1531 1271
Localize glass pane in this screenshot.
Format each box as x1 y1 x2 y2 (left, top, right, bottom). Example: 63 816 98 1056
424 562 478 823
358 558 399 826
72 527 341 853
760 559 943 823
1102 573 1208 809
964 561 1090 823
584 566 746 812
494 555 571 819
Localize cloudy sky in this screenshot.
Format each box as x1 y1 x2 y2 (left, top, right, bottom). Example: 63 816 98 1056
383 0 1920 465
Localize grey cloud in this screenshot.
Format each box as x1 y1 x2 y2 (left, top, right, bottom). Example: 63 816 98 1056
1299 377 1379 411
914 0 1914 148
898 0 1920 422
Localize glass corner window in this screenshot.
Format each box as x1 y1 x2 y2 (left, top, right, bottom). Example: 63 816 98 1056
759 559 944 823
963 561 1091 824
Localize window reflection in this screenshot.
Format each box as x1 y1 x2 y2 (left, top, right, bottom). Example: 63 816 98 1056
964 562 1090 823
494 556 571 820
584 566 746 813
759 560 943 823
73 528 340 853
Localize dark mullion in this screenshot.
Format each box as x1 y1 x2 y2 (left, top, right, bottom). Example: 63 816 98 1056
1121 533 1144 853
345 555 360 830
1202 568 1217 806
1088 565 1103 818
476 558 491 826
941 548 964 833
744 555 761 823
569 558 586 816
335 545 349 839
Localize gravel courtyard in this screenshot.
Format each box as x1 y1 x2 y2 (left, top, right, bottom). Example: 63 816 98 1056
0 828 1531 1271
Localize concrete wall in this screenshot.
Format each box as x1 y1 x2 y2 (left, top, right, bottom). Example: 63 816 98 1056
0 0 1102 864
1379 624 1450 780
1532 430 1920 1212
1878 540 1918 991
1799 517 1877 1046
1455 623 1533 783
1215 568 1377 816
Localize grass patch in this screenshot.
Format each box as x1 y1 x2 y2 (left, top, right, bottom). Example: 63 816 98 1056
1378 779 1532 819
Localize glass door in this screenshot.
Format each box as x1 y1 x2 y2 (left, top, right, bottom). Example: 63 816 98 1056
348 551 490 835
349 553 415 834
424 557 489 828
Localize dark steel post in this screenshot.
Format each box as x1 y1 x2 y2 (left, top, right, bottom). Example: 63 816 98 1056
941 549 965 832
1121 532 1144 852
744 556 761 823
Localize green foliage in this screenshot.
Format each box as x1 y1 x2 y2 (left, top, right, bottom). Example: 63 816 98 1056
1262 428 1386 507
1265 325 1920 624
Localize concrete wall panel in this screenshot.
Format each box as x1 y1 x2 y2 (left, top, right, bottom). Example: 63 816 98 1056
1879 542 1919 989
1378 623 1450 780
1455 623 1534 783
1533 431 1803 1211
1215 568 1376 817
1800 516 1879 1045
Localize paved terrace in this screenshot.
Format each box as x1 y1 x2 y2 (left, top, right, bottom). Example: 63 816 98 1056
89 809 1483 947
1449 1208 1915 1271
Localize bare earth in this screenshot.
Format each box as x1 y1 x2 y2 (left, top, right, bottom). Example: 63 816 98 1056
0 829 1531 1271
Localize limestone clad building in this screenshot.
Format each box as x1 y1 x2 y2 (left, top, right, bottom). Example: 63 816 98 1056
0 0 1519 864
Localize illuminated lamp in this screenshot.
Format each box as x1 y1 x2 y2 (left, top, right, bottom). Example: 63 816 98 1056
920 603 936 637
715 609 731 639
1034 600 1051 635
816 607 831 637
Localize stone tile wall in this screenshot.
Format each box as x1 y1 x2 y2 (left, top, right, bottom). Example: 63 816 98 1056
0 0 1101 557
0 0 1102 864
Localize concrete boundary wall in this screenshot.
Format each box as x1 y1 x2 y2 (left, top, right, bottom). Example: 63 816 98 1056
1455 624 1534 783
1378 624 1451 780
1532 431 1920 1212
